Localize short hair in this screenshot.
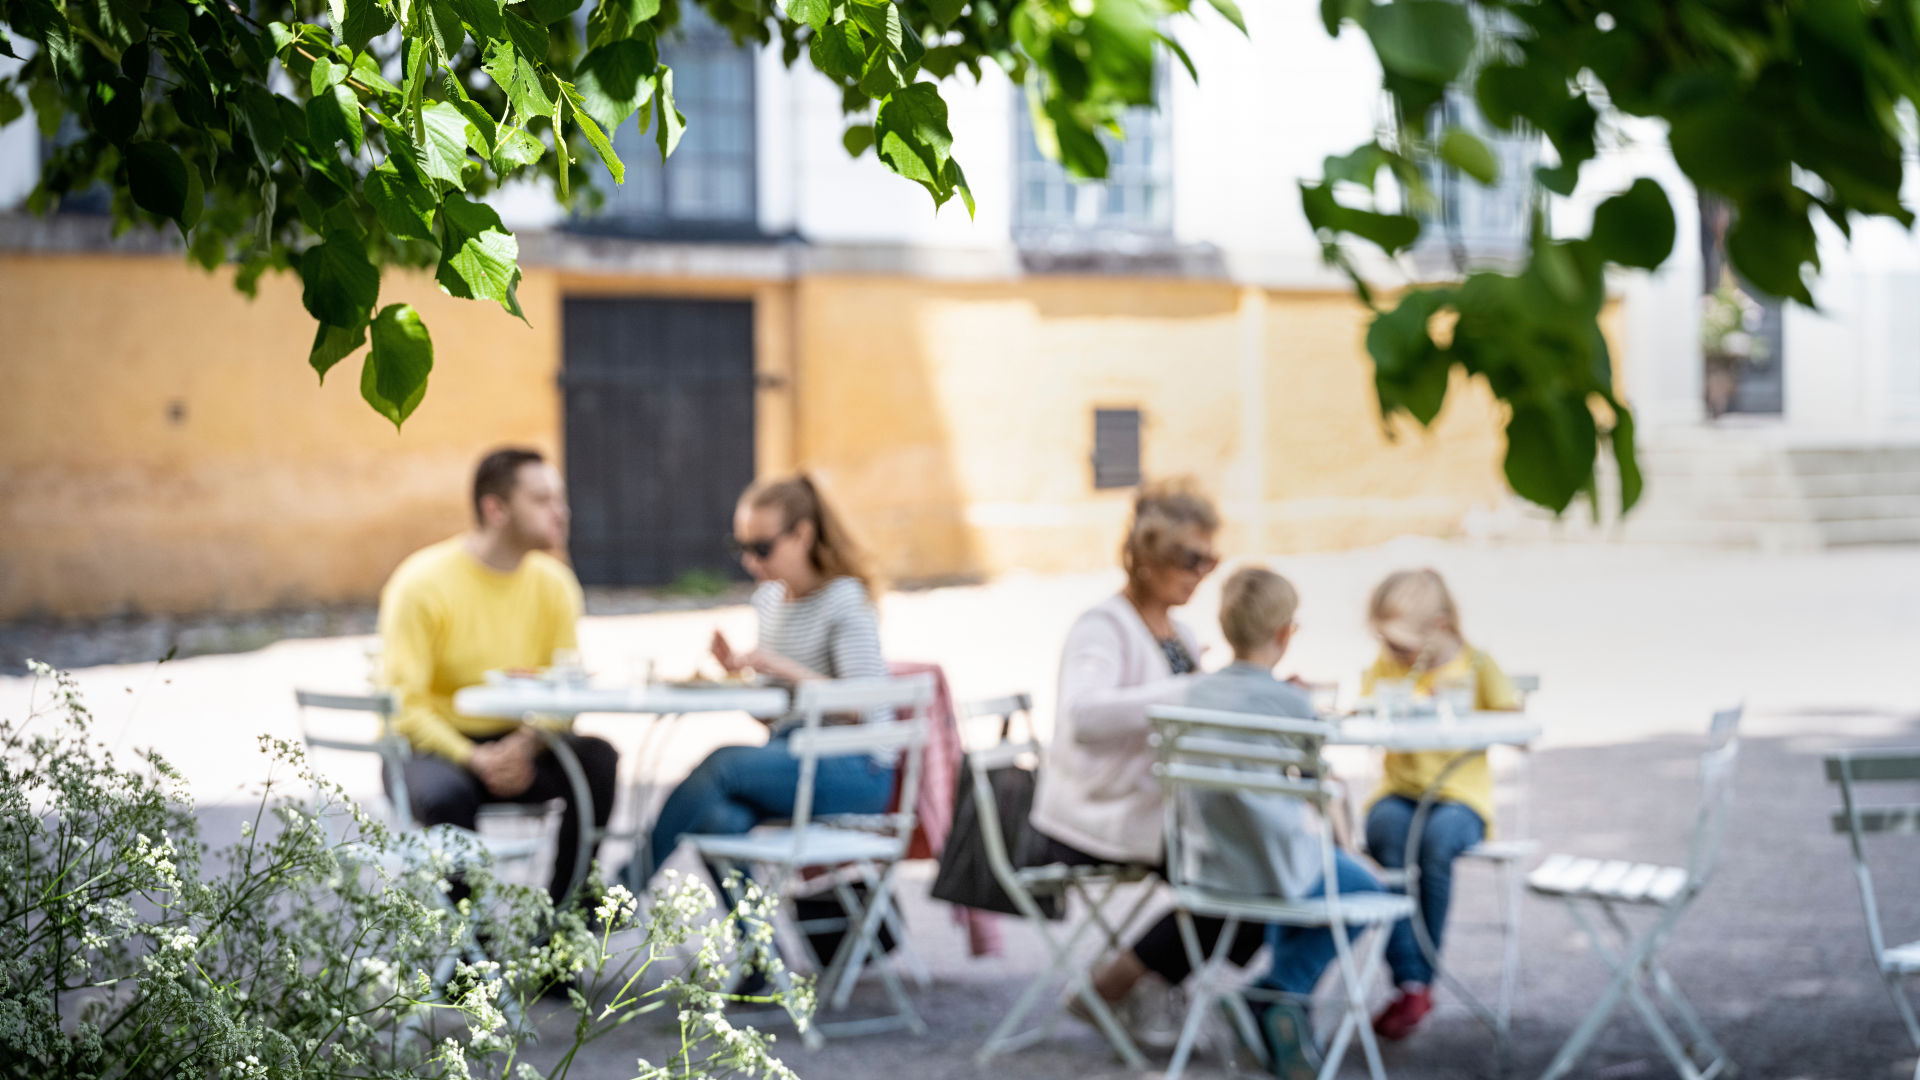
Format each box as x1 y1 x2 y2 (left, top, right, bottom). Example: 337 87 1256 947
1219 566 1300 655
472 447 545 523
1120 477 1221 588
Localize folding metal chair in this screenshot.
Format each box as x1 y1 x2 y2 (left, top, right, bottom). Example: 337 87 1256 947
688 674 934 1048
1528 705 1744 1080
1151 704 1416 1080
1826 746 1920 1080
960 693 1159 1069
1439 671 1543 1053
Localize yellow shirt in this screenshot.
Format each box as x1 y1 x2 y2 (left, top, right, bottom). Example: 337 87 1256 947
377 537 583 764
1363 645 1519 830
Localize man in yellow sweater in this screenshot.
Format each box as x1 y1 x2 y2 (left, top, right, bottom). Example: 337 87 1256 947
378 447 618 907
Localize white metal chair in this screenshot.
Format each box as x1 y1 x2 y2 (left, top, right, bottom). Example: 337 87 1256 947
1827 746 1920 1080
1438 670 1543 1050
687 674 934 1047
960 693 1160 1069
1150 704 1416 1080
1527 705 1743 1080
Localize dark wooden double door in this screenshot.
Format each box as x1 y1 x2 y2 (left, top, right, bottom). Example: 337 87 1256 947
562 297 755 586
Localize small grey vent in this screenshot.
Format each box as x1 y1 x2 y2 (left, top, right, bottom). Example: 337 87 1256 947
1092 408 1143 490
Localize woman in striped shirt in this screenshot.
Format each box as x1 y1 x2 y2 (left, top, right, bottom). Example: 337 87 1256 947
642 472 893 882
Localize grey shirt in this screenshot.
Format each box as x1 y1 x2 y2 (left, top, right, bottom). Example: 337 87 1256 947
1176 662 1325 900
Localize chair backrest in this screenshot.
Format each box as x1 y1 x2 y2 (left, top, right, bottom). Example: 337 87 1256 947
293 688 415 829
1683 704 1744 889
1825 746 1920 961
959 692 1034 746
786 674 936 849
954 693 1045 899
1148 704 1349 912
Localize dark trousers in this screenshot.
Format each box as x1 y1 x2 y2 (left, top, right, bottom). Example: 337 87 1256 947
401 732 619 907
1028 831 1267 984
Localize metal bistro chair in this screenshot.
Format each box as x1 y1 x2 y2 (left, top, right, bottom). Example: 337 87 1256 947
294 688 576 873
962 693 1159 1069
1151 704 1416 1080
1826 746 1920 1080
1528 705 1744 1080
1440 671 1543 1050
688 674 934 1048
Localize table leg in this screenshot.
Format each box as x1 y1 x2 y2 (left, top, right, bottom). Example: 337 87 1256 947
529 725 598 908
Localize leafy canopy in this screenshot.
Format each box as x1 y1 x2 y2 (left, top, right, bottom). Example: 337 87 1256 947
0 0 1227 428
4 0 1917 515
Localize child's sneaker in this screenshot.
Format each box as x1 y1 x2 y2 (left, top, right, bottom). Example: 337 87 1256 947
1259 1000 1322 1080
1372 985 1434 1041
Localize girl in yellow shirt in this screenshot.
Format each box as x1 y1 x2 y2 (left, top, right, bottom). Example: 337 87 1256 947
1361 569 1521 1042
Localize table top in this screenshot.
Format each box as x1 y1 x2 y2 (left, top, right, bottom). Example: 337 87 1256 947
1328 712 1541 751
452 681 791 720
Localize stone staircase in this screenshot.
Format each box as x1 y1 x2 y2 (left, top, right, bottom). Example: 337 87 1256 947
1473 429 1920 551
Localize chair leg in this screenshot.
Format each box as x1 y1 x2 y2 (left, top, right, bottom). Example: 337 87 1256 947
1342 923 1393 1080
1539 899 1640 1080
1165 911 1240 1080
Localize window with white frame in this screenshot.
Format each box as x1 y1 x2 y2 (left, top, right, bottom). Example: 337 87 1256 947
1012 73 1172 242
590 8 757 236
1417 89 1539 265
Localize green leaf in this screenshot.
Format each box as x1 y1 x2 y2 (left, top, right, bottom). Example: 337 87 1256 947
0 91 24 128
556 80 625 182
1590 178 1675 271
418 102 473 189
944 156 974 218
493 126 546 169
310 320 367 383
424 0 468 62
1367 288 1453 424
787 0 831 31
653 66 685 160
309 56 346 96
437 193 524 318
587 0 659 46
125 141 190 224
15 0 80 77
88 77 142 145
1363 1 1475 85
511 0 585 26
1503 398 1597 515
442 73 498 156
503 9 550 61
575 39 658 131
859 51 908 98
484 39 555 123
1206 0 1247 33
1725 195 1817 306
1606 399 1643 515
351 51 402 94
842 123 875 157
809 20 864 80
328 0 349 31
341 0 395 53
875 82 959 205
366 163 438 240
1300 181 1421 254
1043 97 1108 179
306 83 364 154
446 0 505 42
850 1 902 51
1438 129 1497 185
1157 32 1197 84
300 231 381 328
27 78 64 139
362 304 435 429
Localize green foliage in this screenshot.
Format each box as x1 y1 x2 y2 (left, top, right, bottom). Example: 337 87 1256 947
2 0 1206 429
1314 0 1920 517
1 662 812 1079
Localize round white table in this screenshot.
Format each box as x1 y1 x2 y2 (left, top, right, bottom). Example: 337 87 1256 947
452 681 792 898
1328 711 1542 1054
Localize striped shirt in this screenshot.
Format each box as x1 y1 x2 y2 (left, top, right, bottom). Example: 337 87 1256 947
752 576 891 732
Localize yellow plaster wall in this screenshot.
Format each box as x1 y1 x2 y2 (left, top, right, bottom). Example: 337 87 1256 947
0 253 1602 618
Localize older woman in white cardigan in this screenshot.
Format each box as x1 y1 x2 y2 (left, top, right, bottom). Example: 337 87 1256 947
1027 478 1260 1038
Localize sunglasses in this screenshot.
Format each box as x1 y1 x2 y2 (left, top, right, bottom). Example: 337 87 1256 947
1169 546 1220 574
728 529 790 561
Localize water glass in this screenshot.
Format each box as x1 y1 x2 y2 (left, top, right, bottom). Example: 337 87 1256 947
1437 674 1477 720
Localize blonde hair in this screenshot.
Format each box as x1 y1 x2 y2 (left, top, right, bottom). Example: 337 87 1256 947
1367 568 1463 669
1219 566 1300 655
743 471 881 598
1120 477 1221 590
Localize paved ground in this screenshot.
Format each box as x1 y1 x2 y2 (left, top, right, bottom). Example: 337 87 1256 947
7 538 1920 1078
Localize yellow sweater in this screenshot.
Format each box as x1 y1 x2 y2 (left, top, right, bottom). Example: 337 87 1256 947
1363 645 1519 830
377 537 583 764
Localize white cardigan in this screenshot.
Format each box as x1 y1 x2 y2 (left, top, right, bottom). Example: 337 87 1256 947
1030 593 1201 865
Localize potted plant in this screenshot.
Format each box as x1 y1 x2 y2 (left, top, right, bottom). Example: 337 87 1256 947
1700 268 1771 418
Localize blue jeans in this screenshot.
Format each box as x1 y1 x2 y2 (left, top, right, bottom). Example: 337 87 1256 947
645 732 897 883
1365 794 1486 986
1256 848 1387 996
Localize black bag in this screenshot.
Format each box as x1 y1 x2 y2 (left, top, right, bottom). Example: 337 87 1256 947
930 718 1064 920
